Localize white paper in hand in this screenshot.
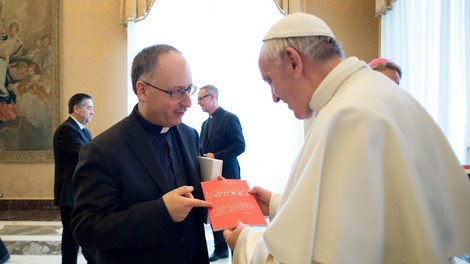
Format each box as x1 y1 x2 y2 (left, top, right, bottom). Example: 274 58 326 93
198 156 223 181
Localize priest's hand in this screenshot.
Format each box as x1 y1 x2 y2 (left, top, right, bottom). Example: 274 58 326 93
163 185 212 222
203 152 215 159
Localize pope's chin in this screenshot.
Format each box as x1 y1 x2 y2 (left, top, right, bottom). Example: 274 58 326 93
294 110 314 120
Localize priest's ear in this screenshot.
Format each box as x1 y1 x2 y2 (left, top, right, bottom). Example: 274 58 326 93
136 80 148 102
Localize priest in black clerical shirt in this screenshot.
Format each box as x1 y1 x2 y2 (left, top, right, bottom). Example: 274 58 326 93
198 84 246 262
70 44 212 264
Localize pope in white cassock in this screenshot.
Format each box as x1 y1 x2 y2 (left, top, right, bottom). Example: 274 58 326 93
223 13 470 264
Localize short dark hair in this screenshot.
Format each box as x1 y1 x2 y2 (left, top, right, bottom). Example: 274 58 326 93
131 44 181 95
68 93 92 114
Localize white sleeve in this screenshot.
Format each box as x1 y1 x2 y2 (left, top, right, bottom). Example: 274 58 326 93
232 227 282 264
268 192 281 220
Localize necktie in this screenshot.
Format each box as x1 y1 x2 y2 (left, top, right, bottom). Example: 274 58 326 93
82 128 92 142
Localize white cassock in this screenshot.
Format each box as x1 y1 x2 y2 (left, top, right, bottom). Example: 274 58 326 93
233 57 470 264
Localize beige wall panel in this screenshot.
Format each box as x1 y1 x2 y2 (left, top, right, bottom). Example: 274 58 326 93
61 0 128 136
306 0 379 62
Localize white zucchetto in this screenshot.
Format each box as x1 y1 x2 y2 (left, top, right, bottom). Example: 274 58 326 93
263 12 335 41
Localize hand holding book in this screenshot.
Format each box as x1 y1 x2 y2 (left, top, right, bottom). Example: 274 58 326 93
247 185 272 216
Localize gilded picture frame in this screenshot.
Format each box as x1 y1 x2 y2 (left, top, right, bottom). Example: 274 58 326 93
0 0 59 163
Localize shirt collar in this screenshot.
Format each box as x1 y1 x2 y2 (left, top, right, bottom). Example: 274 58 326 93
70 116 85 130
210 107 222 118
134 106 170 134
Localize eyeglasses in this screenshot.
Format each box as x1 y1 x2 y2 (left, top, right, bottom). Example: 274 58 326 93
197 94 212 101
141 80 196 100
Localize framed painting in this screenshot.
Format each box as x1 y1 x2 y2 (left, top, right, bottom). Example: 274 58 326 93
0 0 59 163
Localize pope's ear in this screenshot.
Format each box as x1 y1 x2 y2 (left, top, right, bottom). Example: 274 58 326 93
284 47 303 75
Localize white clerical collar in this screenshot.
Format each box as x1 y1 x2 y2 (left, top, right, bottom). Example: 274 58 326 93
161 127 170 134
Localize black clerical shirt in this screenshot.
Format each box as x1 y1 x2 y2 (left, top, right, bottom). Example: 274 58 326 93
134 109 188 189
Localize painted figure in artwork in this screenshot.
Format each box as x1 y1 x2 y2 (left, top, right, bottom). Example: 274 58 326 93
0 16 22 123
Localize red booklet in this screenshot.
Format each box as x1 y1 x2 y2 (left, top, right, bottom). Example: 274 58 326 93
463 165 470 175
201 179 267 231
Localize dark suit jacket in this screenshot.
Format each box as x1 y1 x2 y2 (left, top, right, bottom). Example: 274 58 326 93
200 107 245 179
53 117 91 207
71 109 209 264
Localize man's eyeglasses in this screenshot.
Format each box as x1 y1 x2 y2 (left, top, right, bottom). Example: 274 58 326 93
197 94 212 101
141 80 196 100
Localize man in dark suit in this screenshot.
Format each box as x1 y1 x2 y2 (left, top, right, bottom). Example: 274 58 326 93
71 44 213 264
198 84 246 261
0 237 10 264
53 93 96 264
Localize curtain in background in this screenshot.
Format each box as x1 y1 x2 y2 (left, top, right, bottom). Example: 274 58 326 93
120 0 156 25
380 0 467 163
273 0 306 14
375 0 397 17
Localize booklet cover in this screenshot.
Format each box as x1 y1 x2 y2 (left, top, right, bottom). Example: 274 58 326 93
464 165 470 175
198 156 223 181
201 179 267 231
